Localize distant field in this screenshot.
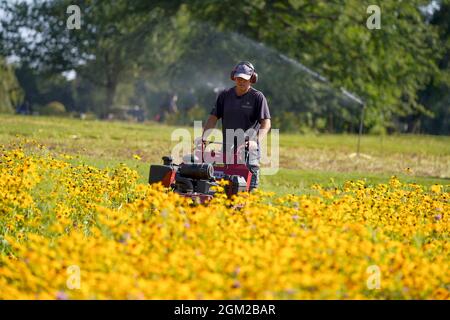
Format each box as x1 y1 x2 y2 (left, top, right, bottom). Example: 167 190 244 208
0 114 448 194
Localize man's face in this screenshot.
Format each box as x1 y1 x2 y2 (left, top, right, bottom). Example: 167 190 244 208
235 76 251 91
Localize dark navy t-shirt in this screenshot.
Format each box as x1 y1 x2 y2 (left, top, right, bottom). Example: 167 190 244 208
210 86 270 139
210 87 270 164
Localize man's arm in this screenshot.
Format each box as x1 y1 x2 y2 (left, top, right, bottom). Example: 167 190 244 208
202 114 218 140
258 119 271 142
255 92 271 144
248 119 271 150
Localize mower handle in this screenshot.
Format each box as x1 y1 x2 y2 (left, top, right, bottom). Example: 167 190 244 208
197 138 249 164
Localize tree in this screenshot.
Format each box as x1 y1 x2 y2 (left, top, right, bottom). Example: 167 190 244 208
0 57 23 113
188 0 442 129
417 0 450 134
1 0 184 116
2 0 446 133
14 64 75 112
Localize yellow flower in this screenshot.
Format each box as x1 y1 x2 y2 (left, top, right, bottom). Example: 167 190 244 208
0 142 448 300
404 167 413 174
430 184 442 194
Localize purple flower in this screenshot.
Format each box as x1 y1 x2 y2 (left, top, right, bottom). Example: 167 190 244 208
285 288 296 295
56 291 68 300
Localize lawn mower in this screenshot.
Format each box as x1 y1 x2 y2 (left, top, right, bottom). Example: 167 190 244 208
148 139 253 203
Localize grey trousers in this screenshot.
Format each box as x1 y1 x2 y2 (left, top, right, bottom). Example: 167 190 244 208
246 147 260 191
247 164 260 191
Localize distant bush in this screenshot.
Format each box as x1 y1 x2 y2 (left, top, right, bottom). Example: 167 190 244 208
40 101 67 116
164 112 179 126
368 123 388 135
186 105 207 123
79 112 97 120
272 111 318 134
164 105 207 126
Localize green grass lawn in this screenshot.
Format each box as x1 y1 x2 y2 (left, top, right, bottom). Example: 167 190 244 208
1 114 448 195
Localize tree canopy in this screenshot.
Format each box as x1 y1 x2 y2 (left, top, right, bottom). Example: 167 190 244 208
0 0 448 134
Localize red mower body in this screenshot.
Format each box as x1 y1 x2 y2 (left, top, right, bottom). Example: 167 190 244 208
148 141 252 203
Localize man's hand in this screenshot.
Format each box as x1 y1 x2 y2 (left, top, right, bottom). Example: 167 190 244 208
194 115 218 149
246 140 258 150
193 137 204 149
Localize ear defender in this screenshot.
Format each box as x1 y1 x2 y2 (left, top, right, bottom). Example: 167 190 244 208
250 72 258 84
230 69 237 81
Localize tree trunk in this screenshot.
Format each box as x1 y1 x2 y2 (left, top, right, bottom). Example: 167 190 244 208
327 112 334 133
103 51 118 118
104 78 117 118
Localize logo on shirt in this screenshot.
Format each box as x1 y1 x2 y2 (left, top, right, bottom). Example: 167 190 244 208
241 101 252 109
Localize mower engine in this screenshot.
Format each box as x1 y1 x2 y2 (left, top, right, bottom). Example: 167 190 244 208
148 143 252 203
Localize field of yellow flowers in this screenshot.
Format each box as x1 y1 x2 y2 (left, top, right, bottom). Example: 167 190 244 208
0 140 448 300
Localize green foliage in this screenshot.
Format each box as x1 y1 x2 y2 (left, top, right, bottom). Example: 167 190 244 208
186 105 207 123
368 123 388 136
1 0 185 116
189 0 444 129
1 0 448 134
164 105 207 126
0 58 23 113
271 111 313 133
416 0 450 135
15 65 75 112
39 101 67 116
